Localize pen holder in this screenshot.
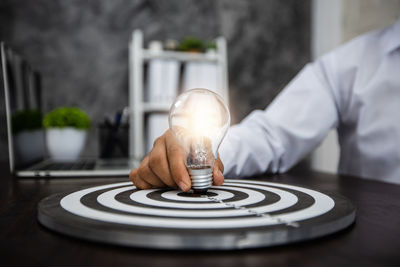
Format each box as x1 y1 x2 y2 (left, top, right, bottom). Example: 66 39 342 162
98 123 129 158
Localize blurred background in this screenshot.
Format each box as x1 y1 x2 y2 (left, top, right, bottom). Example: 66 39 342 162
0 0 399 173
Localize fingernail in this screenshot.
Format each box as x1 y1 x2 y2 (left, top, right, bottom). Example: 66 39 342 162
178 181 189 192
217 169 223 178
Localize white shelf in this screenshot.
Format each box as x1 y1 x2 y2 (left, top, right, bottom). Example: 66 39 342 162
141 103 171 113
142 50 219 62
129 29 229 159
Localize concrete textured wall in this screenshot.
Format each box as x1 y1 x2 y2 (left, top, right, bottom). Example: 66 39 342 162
0 0 310 160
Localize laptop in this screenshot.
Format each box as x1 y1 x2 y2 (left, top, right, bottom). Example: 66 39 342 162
1 42 138 177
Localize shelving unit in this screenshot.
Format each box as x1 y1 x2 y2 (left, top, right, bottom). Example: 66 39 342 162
128 29 229 159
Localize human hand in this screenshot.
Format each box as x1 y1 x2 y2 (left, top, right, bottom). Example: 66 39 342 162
129 129 224 191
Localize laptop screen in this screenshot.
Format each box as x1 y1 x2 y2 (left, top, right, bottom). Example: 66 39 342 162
1 42 45 171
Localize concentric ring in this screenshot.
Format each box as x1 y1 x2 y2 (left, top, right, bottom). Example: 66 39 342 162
128 185 266 209
59 180 335 229
95 185 295 218
161 189 234 202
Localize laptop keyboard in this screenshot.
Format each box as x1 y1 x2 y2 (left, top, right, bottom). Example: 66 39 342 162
32 160 96 171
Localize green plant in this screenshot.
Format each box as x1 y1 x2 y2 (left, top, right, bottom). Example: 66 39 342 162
11 109 42 134
205 41 217 51
178 36 205 52
43 107 91 130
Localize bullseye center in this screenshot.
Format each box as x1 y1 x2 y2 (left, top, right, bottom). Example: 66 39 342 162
177 191 217 198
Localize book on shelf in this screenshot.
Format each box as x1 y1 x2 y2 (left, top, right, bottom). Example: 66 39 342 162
182 50 220 95
145 41 180 153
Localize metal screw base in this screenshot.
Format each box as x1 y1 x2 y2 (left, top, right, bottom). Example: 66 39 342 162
188 167 212 192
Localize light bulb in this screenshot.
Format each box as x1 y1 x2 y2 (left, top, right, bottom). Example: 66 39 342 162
169 88 230 194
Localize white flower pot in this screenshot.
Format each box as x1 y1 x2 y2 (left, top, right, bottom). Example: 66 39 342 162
46 127 87 162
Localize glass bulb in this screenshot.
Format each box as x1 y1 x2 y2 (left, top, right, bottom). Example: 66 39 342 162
169 88 230 193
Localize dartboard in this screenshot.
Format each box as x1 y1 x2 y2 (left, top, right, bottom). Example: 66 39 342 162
38 179 356 250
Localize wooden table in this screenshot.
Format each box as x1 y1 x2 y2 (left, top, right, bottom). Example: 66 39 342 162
0 163 399 267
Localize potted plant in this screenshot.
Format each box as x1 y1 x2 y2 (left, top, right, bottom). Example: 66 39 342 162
178 37 205 53
11 109 45 163
43 107 91 162
178 37 217 53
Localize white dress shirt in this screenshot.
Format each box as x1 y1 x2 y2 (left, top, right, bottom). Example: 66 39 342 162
220 18 400 184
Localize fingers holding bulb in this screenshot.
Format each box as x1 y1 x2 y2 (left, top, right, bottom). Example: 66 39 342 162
165 131 191 192
130 128 225 192
137 156 166 188
129 168 152 189
148 137 176 187
129 130 192 192
213 157 225 186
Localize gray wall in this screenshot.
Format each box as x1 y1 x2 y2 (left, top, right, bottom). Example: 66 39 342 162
0 0 310 160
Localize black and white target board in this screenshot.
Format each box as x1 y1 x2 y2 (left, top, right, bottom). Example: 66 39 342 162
38 179 356 250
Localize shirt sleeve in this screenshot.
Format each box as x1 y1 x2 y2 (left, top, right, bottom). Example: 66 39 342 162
219 60 340 178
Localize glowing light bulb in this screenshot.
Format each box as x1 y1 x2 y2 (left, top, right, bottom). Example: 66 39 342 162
169 88 230 194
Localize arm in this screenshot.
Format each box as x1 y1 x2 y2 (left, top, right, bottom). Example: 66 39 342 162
131 53 340 187
219 60 340 177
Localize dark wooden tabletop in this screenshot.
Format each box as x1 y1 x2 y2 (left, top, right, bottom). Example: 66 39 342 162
0 163 399 267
